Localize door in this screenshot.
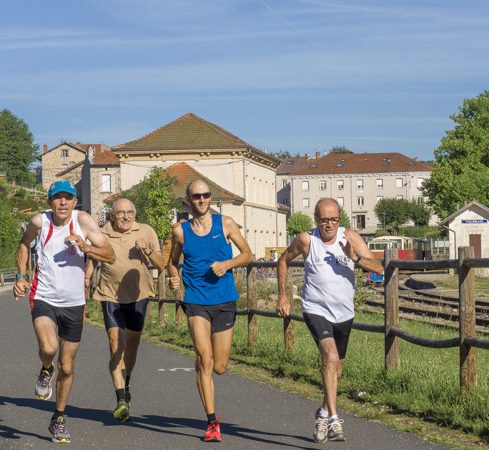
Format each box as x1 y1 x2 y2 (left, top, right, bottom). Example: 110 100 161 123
469 234 481 258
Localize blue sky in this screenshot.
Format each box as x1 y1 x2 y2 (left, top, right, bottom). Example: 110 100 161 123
1 0 488 161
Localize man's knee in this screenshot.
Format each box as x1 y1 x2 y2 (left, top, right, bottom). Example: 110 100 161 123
57 359 75 378
213 362 227 375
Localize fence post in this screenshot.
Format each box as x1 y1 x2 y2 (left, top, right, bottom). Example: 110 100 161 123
458 246 476 392
175 267 184 326
384 249 399 370
158 268 167 326
247 261 257 346
283 267 295 352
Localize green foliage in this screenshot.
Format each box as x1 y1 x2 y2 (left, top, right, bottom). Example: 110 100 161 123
408 200 432 226
329 145 353 154
398 226 440 239
0 109 39 184
422 91 489 218
272 150 292 158
120 167 177 240
286 212 313 235
340 208 350 228
374 198 411 233
0 196 21 267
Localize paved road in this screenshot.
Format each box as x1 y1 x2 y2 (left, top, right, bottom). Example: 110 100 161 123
0 289 454 449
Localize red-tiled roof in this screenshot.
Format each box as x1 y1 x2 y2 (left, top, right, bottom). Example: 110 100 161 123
89 145 119 166
165 162 244 203
114 113 251 151
291 152 431 175
277 156 311 175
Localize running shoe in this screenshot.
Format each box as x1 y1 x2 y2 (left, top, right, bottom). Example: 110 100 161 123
113 399 130 422
204 419 222 442
313 408 329 443
48 416 71 444
35 364 56 400
327 417 345 441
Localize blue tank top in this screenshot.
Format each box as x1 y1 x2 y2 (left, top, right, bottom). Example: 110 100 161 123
182 214 239 305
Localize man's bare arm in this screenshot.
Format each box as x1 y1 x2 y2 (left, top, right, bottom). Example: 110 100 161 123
341 229 384 275
76 212 115 264
167 225 183 290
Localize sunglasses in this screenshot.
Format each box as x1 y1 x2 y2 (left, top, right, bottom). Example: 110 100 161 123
190 192 211 200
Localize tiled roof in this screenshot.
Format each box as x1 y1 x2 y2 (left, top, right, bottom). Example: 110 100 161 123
39 142 85 159
291 152 432 176
277 156 311 175
89 145 119 166
165 162 245 203
114 113 251 151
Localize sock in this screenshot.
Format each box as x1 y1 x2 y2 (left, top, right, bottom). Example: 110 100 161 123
318 407 329 418
52 410 64 421
125 375 131 389
116 389 126 402
328 414 339 423
42 363 54 374
207 413 217 424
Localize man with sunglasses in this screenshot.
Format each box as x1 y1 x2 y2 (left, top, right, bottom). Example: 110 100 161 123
12 180 115 444
87 198 165 423
167 179 252 442
276 197 383 443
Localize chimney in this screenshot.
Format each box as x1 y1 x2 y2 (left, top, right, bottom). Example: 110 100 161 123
43 144 48 153
315 149 320 159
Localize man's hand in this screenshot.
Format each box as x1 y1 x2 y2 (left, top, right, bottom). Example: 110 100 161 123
65 234 88 253
135 238 151 255
210 261 229 278
13 278 30 300
276 294 292 317
339 229 358 262
168 275 180 290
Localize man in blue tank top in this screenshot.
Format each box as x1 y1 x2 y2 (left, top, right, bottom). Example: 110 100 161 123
167 179 252 443
276 198 383 444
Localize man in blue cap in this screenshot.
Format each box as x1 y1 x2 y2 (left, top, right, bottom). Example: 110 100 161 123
13 180 115 444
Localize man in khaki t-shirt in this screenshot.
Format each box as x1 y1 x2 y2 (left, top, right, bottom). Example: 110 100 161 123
88 198 164 423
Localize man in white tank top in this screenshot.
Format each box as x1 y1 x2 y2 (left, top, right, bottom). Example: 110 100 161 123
12 180 115 444
276 198 383 443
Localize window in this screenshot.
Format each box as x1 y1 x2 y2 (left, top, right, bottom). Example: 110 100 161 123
356 214 366 229
396 195 403 200
376 196 383 203
417 178 425 189
302 181 309 191
357 196 364 207
319 180 327 191
376 179 383 188
337 180 344 190
337 197 344 207
101 174 112 193
282 197 289 205
282 179 288 188
396 178 403 188
302 198 310 208
61 149 69 157
417 196 425 204
356 179 363 189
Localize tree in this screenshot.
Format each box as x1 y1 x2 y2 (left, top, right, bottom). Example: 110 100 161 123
286 212 313 235
422 91 489 218
0 109 39 185
120 168 178 240
409 200 431 227
340 208 350 228
374 198 411 233
329 145 353 154
0 193 21 267
271 150 292 158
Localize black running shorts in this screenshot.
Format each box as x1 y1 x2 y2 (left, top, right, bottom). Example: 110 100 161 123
31 300 85 343
182 301 237 333
101 299 149 332
302 313 353 359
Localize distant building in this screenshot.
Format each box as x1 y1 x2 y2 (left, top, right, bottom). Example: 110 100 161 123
277 151 435 235
111 113 288 258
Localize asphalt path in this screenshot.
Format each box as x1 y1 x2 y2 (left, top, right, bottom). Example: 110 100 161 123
0 288 454 449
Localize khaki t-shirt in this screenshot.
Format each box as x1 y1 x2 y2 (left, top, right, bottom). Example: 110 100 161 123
93 221 160 303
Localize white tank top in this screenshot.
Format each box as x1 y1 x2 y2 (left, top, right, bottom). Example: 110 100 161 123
30 210 86 307
301 227 355 323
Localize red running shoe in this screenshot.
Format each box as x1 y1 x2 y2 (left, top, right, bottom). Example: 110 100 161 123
204 419 222 442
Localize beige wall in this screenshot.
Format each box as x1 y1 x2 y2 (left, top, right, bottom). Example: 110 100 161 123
89 167 121 225
119 155 286 258
41 144 85 189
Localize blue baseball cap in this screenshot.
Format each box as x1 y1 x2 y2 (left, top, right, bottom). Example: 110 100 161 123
48 180 77 198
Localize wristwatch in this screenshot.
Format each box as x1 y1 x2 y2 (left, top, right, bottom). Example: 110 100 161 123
16 273 28 281
353 256 362 264
145 249 153 257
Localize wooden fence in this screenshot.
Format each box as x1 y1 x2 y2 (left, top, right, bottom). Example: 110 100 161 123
153 247 489 393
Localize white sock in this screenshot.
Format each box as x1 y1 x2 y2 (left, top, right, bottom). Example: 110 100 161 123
328 414 339 423
318 407 329 418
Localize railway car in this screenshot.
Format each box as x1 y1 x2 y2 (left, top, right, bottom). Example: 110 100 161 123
367 236 431 261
